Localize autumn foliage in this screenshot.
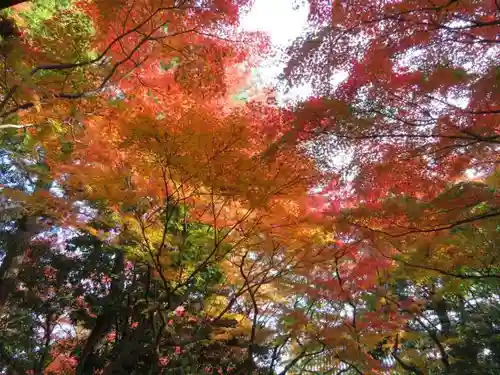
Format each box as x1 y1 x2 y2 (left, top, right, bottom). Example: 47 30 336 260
0 1 498 374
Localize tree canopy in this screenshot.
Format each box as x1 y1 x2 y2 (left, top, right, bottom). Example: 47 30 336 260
0 1 498 374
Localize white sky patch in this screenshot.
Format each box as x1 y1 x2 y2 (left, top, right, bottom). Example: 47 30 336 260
241 0 308 46
240 0 313 102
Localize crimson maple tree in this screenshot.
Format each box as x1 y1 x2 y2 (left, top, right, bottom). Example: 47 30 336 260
279 0 499 373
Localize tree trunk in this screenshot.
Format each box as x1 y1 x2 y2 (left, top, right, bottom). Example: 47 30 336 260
433 298 451 335
0 215 40 313
76 251 125 375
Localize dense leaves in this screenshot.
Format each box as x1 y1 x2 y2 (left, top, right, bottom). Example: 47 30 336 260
281 0 500 373
0 0 498 374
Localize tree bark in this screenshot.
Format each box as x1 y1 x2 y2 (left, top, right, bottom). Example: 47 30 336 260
76 251 125 375
0 215 40 313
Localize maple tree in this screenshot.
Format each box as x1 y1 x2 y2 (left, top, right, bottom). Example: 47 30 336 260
284 0 498 193
0 0 499 374
0 0 263 307
278 0 500 373
0 1 328 374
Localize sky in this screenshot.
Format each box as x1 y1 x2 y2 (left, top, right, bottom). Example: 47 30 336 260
239 1 355 174
241 0 308 46
239 0 313 102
